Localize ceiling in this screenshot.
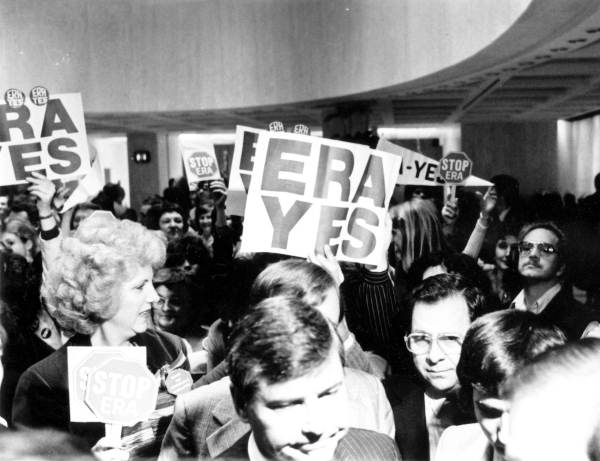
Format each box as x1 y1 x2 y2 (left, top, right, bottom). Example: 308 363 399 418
84 3 600 133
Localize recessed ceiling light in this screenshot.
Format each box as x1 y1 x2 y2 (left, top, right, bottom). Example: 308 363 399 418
586 27 600 33
550 47 569 52
568 38 587 43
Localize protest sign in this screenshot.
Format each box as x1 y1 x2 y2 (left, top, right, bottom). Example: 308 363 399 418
438 151 474 200
240 131 402 265
0 92 90 186
68 347 147 423
61 155 104 212
84 356 158 426
376 138 492 187
180 138 221 190
228 125 262 216
438 151 472 183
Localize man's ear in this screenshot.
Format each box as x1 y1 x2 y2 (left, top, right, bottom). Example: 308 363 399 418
556 262 566 278
230 383 249 422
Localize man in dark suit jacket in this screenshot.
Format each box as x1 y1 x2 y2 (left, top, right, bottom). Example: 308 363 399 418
164 296 400 461
512 221 600 339
384 274 479 461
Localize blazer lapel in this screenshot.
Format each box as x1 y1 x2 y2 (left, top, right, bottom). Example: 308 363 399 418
207 398 251 458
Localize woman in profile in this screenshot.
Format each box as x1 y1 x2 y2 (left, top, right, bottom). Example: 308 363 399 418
12 212 190 458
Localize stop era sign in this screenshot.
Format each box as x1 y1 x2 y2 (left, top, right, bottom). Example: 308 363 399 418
438 152 472 184
84 357 158 426
187 151 218 178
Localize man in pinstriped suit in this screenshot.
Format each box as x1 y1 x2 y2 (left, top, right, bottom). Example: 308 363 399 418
162 296 400 461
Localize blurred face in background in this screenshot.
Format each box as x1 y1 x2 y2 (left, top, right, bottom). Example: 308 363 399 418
495 235 517 271
159 212 184 240
152 283 191 334
197 212 212 235
0 231 30 260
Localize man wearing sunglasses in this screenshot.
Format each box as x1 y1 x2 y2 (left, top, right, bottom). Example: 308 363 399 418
512 221 600 339
384 274 482 461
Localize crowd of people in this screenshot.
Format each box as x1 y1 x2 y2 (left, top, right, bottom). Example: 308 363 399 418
0 160 599 461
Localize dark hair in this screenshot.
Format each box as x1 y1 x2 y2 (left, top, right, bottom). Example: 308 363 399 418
407 251 492 298
69 202 101 230
228 296 335 411
102 183 125 203
165 235 210 268
518 220 567 267
7 200 38 226
148 202 188 233
406 273 485 332
153 266 189 286
457 310 566 398
595 172 600 192
249 259 337 312
492 174 519 207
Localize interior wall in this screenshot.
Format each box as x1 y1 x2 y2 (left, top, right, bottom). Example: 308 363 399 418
461 121 558 196
127 132 160 212
557 117 600 198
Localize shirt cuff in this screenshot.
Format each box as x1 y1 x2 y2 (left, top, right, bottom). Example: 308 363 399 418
40 226 60 241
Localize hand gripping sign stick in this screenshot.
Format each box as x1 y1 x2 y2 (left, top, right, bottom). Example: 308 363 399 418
69 347 158 454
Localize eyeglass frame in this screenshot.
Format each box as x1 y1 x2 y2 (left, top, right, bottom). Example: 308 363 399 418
404 331 464 355
517 240 559 256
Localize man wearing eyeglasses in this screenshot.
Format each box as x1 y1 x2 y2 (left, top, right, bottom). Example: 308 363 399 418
384 274 481 461
512 221 600 339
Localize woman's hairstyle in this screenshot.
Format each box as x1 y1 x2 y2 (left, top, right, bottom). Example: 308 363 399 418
42 212 166 335
389 198 444 273
145 202 188 232
152 266 189 286
457 310 566 398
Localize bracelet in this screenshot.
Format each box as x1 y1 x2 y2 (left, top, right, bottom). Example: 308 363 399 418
39 213 54 220
477 213 490 229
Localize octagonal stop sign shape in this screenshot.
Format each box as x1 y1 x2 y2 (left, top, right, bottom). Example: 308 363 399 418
84 357 158 426
438 151 473 184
